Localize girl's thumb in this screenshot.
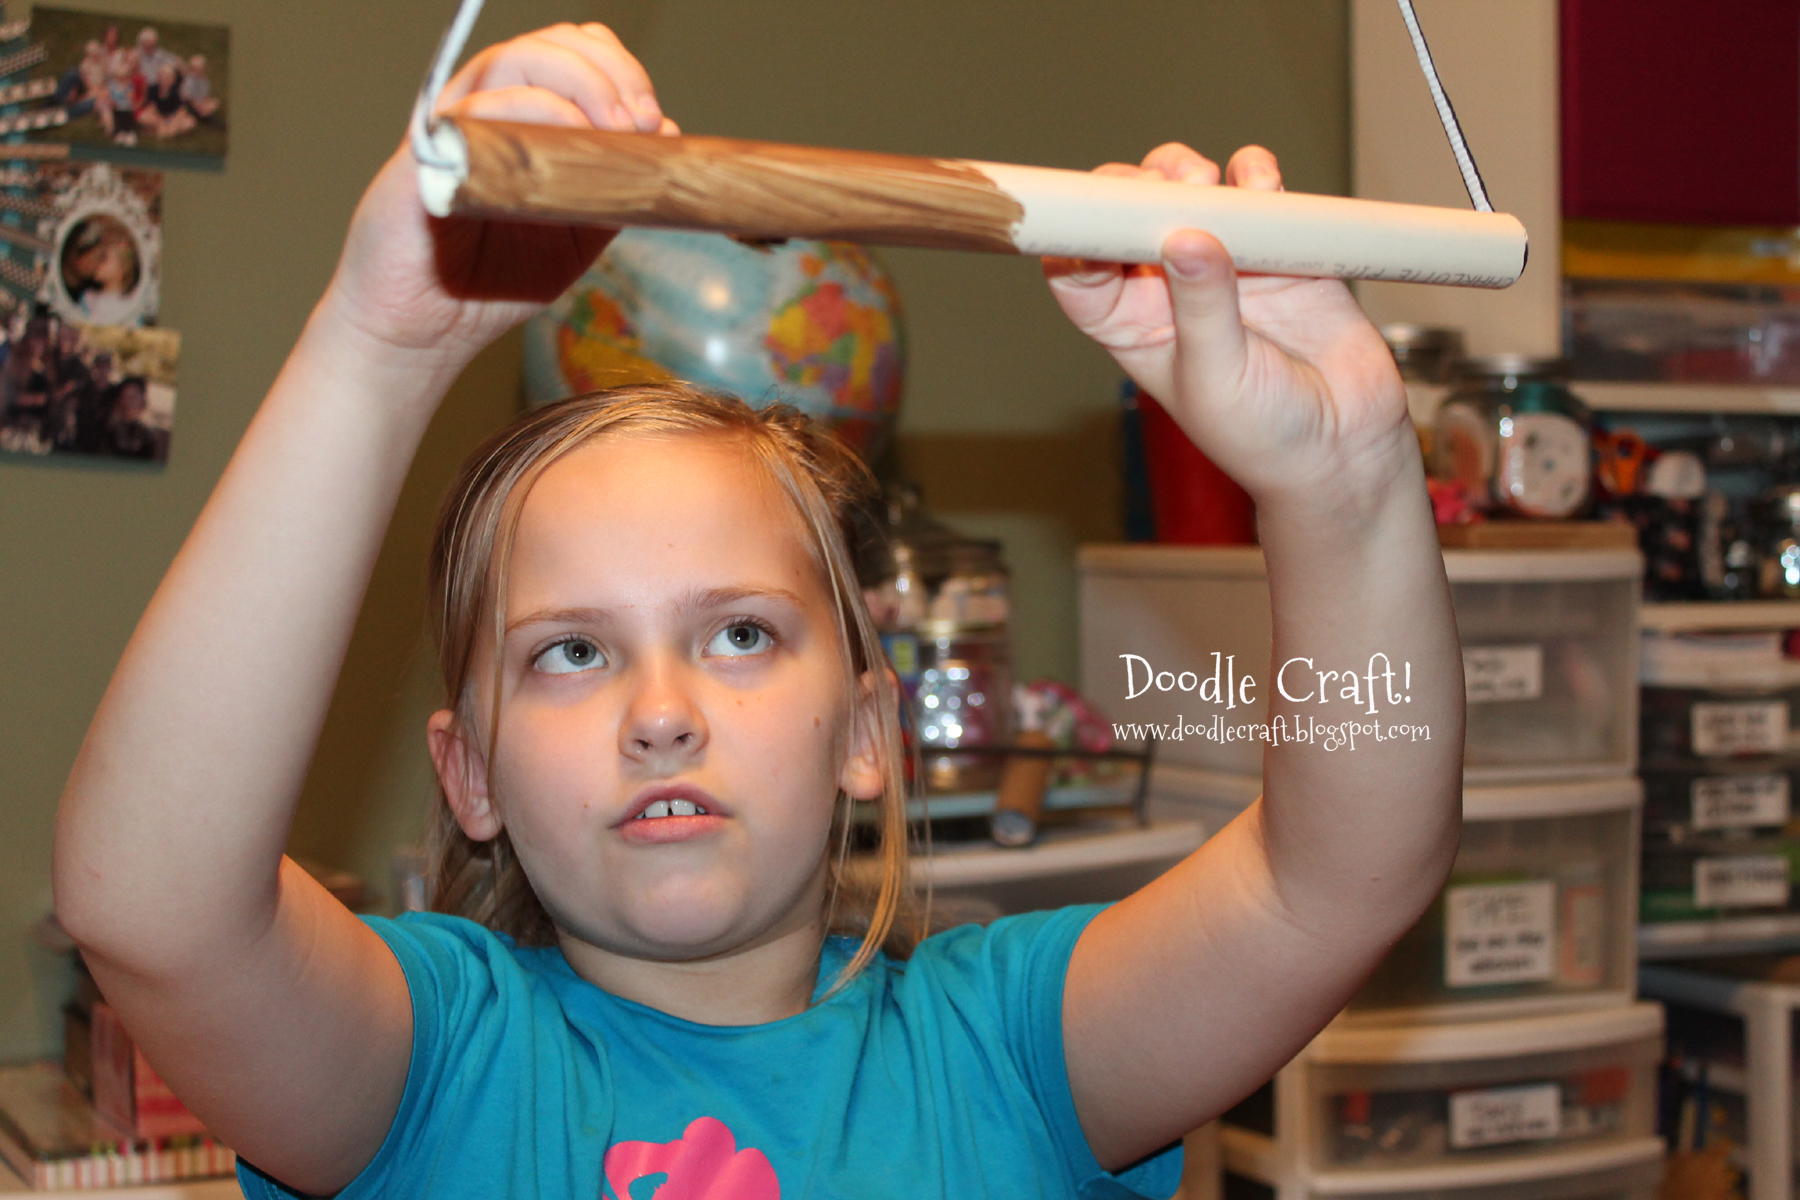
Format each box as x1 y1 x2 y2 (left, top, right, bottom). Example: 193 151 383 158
1161 230 1248 404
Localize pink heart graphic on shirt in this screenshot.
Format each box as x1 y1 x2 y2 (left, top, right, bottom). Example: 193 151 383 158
603 1116 780 1200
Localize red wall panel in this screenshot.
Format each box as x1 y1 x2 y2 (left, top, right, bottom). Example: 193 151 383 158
1562 0 1800 225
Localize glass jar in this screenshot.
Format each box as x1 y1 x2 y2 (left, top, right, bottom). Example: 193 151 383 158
1380 324 1465 383
1433 355 1593 518
1759 484 1800 598
863 485 1013 792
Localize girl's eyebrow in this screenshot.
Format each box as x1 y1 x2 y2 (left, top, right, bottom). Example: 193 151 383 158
686 585 807 613
504 587 808 636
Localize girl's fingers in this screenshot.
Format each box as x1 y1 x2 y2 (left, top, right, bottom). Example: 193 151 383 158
1043 256 1126 332
444 40 627 130
1224 145 1282 190
445 85 591 130
1042 161 1150 307
1142 142 1220 185
1161 229 1248 405
1044 255 1122 288
539 23 664 132
1095 161 1148 181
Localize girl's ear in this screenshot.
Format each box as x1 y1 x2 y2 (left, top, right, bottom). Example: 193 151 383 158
838 668 889 802
427 709 503 840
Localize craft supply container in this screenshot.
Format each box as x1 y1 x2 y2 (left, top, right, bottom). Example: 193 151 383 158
1345 778 1641 1025
864 484 1013 791
1641 685 1800 765
1078 547 1640 786
1432 357 1594 519
1220 1138 1664 1200
856 818 1206 929
1148 771 1640 1024
1640 836 1800 926
1642 758 1800 842
1220 1005 1662 1196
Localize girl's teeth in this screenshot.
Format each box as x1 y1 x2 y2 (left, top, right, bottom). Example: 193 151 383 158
635 798 709 819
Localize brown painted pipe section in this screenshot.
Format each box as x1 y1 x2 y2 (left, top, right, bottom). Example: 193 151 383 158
444 117 1024 254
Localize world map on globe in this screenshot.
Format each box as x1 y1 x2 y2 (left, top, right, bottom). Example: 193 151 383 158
522 230 906 456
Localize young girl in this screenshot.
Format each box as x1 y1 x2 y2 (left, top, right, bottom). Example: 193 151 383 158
53 22 1465 1200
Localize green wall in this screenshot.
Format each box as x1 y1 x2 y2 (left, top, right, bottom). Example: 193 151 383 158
0 0 1347 1060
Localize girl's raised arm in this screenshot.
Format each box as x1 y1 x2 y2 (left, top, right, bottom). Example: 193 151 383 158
52 25 669 1195
1047 144 1467 1168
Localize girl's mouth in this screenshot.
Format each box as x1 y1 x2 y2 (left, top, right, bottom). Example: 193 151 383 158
617 785 727 844
635 798 707 819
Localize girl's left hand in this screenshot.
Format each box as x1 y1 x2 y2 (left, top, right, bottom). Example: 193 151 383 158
1043 143 1410 517
326 23 678 376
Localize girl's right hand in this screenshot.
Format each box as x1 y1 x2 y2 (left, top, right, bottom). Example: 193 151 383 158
324 23 677 376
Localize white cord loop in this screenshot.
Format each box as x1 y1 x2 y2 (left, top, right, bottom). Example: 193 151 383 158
1396 0 1493 213
409 0 487 170
407 0 1498 222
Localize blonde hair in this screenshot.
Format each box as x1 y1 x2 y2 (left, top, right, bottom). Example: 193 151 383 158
423 382 919 985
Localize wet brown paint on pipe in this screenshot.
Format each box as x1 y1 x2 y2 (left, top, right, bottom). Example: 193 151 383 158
445 118 1025 255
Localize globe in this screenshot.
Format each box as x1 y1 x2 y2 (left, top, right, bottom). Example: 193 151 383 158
522 229 906 457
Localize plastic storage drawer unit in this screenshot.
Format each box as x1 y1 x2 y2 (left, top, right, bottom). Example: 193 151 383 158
1304 1009 1661 1171
1640 957 1800 1200
1223 1004 1663 1187
1220 1137 1664 1200
1149 769 1641 1025
1077 546 1641 786
906 819 1205 924
1346 777 1641 1025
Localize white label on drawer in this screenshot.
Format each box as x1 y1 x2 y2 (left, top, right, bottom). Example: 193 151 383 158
1463 645 1543 704
1691 701 1789 756
1444 880 1556 987
1692 774 1791 829
1694 855 1791 909
1449 1082 1562 1149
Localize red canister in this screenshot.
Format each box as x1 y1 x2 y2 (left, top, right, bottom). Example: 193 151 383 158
1139 392 1257 544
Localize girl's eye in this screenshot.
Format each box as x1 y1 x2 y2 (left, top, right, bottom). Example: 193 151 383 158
535 638 605 675
706 621 772 658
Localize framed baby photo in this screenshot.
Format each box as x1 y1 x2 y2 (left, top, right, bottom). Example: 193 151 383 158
40 161 162 328
28 7 229 170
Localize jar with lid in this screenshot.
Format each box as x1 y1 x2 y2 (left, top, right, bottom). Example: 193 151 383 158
1432 355 1593 518
862 484 1013 792
1380 324 1465 383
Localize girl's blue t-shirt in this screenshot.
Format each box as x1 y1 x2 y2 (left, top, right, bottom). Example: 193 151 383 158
238 903 1182 1200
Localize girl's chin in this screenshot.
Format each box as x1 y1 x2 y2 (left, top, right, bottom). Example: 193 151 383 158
560 890 824 964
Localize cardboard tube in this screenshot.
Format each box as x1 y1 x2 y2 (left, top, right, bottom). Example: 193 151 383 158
990 731 1058 848
418 118 1527 288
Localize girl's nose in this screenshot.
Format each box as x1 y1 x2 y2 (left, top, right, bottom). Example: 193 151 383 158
619 663 708 765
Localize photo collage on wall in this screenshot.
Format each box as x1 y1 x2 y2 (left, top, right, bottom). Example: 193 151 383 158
0 6 229 466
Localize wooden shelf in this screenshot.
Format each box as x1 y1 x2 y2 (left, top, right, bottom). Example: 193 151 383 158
1640 600 1800 632
0 1171 237 1198
1578 382 1800 415
1408 381 1800 420
1640 915 1800 958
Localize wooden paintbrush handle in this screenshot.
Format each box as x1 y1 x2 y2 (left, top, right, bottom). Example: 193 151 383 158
418 118 1527 287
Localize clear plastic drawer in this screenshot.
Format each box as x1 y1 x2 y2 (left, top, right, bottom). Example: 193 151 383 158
1642 685 1800 765
1077 546 1640 785
1305 1006 1662 1173
1346 779 1640 1024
